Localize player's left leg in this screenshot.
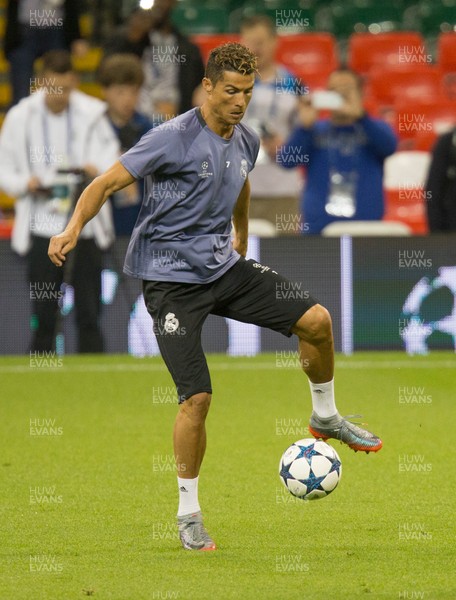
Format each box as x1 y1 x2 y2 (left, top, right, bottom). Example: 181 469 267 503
291 306 382 453
173 392 216 551
173 392 211 480
143 280 216 550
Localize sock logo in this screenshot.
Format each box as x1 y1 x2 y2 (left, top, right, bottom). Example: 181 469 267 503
314 389 324 393
179 486 188 492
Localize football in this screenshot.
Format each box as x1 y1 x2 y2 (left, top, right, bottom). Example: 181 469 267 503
279 438 342 500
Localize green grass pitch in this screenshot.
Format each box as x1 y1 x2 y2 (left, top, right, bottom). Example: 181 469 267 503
1 352 455 599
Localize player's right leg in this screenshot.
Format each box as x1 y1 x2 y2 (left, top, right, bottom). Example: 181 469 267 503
142 280 216 550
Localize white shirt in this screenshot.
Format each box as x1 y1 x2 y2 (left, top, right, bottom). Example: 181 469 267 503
138 31 180 119
0 90 120 254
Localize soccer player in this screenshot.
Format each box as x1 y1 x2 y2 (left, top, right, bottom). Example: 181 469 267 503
48 43 382 552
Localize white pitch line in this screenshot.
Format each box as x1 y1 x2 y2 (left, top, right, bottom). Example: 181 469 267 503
0 359 454 374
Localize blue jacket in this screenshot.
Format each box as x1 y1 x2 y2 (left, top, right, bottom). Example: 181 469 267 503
110 111 153 235
277 116 398 234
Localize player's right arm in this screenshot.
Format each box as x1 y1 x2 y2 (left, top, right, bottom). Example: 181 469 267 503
48 161 135 267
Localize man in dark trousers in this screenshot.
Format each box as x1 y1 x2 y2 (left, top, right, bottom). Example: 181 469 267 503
426 128 456 232
0 50 118 352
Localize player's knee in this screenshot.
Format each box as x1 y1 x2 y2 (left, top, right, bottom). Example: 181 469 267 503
293 304 332 344
182 392 211 422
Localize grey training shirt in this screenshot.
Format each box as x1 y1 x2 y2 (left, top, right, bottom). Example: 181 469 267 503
120 108 260 283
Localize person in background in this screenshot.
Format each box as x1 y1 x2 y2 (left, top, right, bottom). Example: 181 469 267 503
0 50 119 353
425 127 456 232
240 15 300 149
239 14 303 215
4 0 88 106
102 7 152 57
275 68 398 234
98 53 153 236
103 0 204 123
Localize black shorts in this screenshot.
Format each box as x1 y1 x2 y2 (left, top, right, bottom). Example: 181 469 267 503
142 257 318 403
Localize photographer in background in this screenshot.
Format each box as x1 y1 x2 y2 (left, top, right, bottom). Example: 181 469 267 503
0 50 119 353
425 128 456 232
274 69 398 234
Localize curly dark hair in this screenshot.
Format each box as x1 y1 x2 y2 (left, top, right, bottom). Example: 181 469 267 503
205 42 258 86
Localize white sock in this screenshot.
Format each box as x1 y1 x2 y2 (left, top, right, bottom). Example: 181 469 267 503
177 476 201 517
309 378 338 419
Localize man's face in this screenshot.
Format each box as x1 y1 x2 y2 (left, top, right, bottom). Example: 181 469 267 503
42 71 76 114
327 72 362 104
204 70 255 126
240 24 276 71
103 84 140 122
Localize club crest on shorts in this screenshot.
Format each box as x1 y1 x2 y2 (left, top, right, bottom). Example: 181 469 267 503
240 159 248 180
164 312 179 333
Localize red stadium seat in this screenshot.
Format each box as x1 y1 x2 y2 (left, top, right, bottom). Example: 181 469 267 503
394 99 456 149
348 32 427 75
437 32 456 74
0 219 13 239
191 34 240 64
290 66 333 92
367 65 445 106
383 150 430 234
384 189 428 234
275 33 339 73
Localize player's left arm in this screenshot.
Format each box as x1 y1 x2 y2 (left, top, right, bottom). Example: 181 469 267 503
232 178 250 257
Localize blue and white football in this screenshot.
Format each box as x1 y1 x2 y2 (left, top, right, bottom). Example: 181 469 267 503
279 438 342 500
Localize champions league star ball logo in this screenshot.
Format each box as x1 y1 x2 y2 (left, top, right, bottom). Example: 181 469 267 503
198 160 213 179
400 266 456 354
240 159 248 180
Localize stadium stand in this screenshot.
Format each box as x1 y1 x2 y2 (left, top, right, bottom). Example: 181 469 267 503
172 4 229 34
275 32 339 72
262 31 339 90
314 2 404 38
394 98 456 149
348 32 427 74
367 64 446 106
72 47 104 99
229 0 316 34
408 0 456 36
383 150 431 234
191 33 240 63
0 0 455 235
437 31 456 73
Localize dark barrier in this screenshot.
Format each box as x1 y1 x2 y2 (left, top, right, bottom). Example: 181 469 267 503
0 234 455 355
